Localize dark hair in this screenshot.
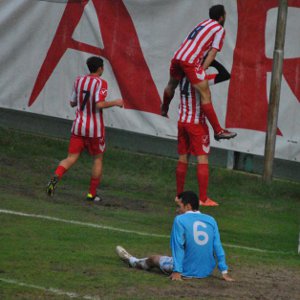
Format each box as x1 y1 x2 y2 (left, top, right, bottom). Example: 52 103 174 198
86 56 104 73
178 191 199 210
209 4 225 21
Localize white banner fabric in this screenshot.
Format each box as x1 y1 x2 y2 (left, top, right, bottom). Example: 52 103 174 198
0 0 299 162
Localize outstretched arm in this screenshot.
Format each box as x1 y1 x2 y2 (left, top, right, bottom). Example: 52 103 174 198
96 99 123 109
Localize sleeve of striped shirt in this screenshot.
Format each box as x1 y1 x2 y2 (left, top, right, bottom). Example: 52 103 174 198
95 79 108 103
212 27 225 51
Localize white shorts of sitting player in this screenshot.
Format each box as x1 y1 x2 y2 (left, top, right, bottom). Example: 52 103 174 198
159 256 173 274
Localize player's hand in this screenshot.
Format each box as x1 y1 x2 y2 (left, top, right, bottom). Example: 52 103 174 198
161 103 169 118
70 101 77 107
170 272 182 281
222 273 235 282
115 99 124 108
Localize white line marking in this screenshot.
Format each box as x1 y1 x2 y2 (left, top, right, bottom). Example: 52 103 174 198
0 209 293 254
0 209 168 238
0 277 100 300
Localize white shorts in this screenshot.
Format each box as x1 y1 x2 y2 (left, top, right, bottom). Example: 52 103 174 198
159 256 173 274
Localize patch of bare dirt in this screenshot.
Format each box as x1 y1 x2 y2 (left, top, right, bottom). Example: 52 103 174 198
120 265 300 300
92 195 150 212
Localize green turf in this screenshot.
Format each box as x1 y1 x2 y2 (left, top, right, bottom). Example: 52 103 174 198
0 127 299 299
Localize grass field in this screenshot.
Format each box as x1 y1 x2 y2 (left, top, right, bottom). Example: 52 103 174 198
0 127 299 300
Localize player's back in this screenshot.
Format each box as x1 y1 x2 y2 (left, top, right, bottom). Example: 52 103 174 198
175 212 218 278
71 74 108 138
174 19 225 65
73 74 107 114
179 77 206 125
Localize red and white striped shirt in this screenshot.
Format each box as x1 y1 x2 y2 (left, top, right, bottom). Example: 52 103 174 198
178 73 219 124
173 19 225 65
70 74 108 138
178 77 206 124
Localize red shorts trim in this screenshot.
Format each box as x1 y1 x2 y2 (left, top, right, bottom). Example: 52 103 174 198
170 59 206 85
177 123 210 156
68 134 106 156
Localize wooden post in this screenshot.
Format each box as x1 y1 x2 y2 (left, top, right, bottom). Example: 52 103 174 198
263 0 288 183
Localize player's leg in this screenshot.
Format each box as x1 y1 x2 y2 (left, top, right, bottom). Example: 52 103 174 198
156 256 174 275
116 246 153 270
196 155 218 207
56 134 83 177
46 153 80 196
197 154 209 203
58 152 81 173
116 246 173 275
193 79 223 132
176 155 188 196
86 153 103 201
130 255 159 270
46 135 83 196
193 80 237 140
209 59 231 84
176 123 189 196
86 136 105 201
188 123 218 206
183 63 236 140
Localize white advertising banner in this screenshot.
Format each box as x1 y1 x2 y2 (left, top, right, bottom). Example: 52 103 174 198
0 0 299 161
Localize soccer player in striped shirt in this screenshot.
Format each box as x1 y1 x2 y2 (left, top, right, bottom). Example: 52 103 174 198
46 56 123 201
116 191 234 281
161 4 237 141
176 60 230 206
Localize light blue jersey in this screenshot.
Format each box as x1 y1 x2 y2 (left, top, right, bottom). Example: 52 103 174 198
170 211 228 278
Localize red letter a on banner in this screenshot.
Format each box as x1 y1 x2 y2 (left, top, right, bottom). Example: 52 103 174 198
227 0 300 134
28 0 161 115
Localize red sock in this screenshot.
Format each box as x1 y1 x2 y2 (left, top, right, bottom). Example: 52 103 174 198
197 163 209 202
201 103 222 133
55 165 67 180
89 177 100 196
176 161 188 196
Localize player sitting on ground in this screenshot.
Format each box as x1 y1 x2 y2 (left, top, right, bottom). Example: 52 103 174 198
116 191 234 281
176 59 231 207
46 56 123 201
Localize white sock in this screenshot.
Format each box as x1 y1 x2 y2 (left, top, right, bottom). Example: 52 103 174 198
129 257 149 270
129 257 138 267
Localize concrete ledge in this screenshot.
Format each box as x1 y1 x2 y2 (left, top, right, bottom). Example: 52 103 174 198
0 107 299 182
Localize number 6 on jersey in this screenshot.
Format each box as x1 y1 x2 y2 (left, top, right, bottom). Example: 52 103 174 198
193 221 209 246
